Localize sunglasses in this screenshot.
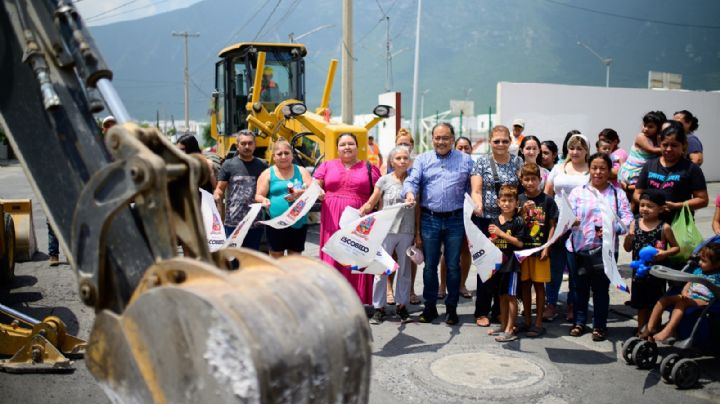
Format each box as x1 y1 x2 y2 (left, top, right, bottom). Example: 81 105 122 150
492 140 510 144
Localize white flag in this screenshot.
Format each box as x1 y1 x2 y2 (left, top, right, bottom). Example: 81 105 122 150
590 187 630 293
258 181 321 229
514 190 575 262
322 203 407 268
351 247 399 275
200 189 226 252
463 194 503 282
222 203 263 248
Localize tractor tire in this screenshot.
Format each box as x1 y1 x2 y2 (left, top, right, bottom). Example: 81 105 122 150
0 213 16 285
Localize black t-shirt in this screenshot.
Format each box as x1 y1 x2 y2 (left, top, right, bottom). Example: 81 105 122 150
217 157 268 226
636 157 706 221
490 214 526 273
518 192 558 249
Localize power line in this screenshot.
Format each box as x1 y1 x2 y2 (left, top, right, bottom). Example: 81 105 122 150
544 0 720 30
264 0 302 35
253 0 283 41
85 0 140 20
86 0 171 23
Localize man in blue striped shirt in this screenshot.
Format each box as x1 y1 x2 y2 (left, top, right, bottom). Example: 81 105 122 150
404 122 474 324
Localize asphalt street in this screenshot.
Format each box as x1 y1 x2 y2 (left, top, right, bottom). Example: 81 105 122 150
1 161 718 403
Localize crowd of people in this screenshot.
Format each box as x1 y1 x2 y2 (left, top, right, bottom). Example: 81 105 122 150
168 109 719 344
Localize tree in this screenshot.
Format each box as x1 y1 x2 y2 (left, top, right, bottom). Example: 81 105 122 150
202 124 215 149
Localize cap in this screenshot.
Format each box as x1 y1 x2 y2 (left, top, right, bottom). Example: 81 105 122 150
102 115 116 126
263 66 273 74
512 118 525 128
640 190 666 206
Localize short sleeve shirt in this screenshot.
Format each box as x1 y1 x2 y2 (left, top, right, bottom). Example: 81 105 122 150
471 154 523 219
636 158 706 206
218 157 268 226
518 192 558 249
687 134 703 155
491 215 526 273
547 162 589 202
376 174 415 234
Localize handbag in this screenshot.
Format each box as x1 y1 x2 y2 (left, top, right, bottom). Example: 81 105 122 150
574 246 604 276
670 203 704 265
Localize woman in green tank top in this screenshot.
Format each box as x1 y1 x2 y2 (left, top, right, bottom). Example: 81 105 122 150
255 139 312 257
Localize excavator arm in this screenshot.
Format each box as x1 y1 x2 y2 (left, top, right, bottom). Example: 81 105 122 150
0 1 371 402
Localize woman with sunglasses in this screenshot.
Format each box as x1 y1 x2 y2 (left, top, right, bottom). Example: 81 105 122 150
470 125 524 327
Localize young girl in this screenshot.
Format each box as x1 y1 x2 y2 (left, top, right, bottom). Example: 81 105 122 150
618 111 665 206
598 128 627 182
642 242 720 342
623 191 680 334
519 135 549 190
361 146 415 324
487 185 526 342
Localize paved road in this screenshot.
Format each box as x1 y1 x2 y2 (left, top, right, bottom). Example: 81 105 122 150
1 161 718 403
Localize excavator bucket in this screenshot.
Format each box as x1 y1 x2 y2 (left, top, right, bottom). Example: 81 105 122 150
0 200 36 262
86 251 372 403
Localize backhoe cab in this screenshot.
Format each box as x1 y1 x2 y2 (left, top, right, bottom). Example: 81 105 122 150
209 42 394 169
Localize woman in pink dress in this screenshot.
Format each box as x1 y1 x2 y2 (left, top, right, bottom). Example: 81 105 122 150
314 133 381 304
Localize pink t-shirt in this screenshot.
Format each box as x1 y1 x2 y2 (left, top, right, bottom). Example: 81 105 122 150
715 194 720 208
611 148 628 170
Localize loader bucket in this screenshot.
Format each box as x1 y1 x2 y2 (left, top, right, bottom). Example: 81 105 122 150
0 200 36 262
86 251 372 403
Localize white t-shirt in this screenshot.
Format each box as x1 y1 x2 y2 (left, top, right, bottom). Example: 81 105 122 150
547 162 589 202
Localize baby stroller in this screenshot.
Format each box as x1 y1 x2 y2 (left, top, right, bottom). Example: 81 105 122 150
621 234 720 389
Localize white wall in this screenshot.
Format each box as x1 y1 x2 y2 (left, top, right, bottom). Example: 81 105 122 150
497 82 720 181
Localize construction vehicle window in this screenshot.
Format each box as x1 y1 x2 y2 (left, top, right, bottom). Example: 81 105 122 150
215 62 225 135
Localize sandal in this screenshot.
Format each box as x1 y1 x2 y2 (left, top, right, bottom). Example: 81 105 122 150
475 316 490 327
495 332 518 342
542 305 558 322
569 324 585 337
591 328 607 342
409 294 421 305
526 326 545 338
437 292 447 299
460 288 472 299
487 327 504 336
516 323 531 333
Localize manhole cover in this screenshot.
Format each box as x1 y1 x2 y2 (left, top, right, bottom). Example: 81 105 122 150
430 352 544 389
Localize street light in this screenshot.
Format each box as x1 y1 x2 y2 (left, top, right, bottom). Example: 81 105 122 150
419 89 430 139
288 24 335 43
577 41 612 87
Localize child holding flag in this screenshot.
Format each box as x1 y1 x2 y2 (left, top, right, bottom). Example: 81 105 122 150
487 185 526 342
518 163 558 338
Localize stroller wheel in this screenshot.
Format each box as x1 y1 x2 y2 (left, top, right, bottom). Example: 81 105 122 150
660 353 680 384
632 341 658 370
621 337 642 365
671 358 699 389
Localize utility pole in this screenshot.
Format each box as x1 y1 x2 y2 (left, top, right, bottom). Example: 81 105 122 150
172 31 199 132
410 0 422 142
384 16 391 92
341 0 353 124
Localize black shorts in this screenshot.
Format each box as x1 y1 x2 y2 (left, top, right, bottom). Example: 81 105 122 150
266 225 308 253
630 273 666 310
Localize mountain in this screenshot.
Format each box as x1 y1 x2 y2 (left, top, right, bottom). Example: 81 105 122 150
88 0 720 123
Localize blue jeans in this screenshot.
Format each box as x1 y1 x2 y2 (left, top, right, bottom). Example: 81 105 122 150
570 252 610 329
224 225 264 251
421 212 464 307
47 220 59 257
545 232 575 306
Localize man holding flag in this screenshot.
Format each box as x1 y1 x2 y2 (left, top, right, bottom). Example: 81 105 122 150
404 123 474 325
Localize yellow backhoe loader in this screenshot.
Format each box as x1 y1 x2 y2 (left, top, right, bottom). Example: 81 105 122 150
0 1 378 401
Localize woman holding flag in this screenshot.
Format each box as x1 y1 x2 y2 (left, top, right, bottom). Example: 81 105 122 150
255 139 313 257
567 153 633 341
314 133 381 304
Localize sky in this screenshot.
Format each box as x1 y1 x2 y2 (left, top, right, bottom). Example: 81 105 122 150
75 0 202 26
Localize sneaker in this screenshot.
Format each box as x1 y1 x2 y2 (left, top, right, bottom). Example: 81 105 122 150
397 306 411 323
418 306 439 323
48 255 59 267
445 305 459 325
369 309 385 325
